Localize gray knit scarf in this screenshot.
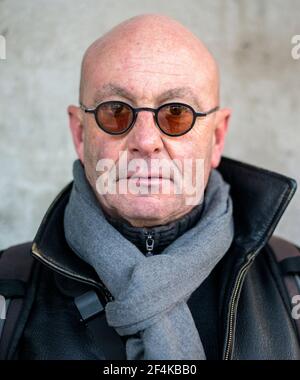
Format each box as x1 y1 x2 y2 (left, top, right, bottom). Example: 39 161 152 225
64 160 234 360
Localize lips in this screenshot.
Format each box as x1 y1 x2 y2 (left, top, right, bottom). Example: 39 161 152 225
129 174 163 179
115 172 173 182
126 174 173 182
127 176 173 189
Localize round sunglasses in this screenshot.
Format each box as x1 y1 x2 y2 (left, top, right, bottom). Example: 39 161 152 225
79 100 219 137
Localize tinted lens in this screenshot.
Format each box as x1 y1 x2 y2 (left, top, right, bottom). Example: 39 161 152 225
157 104 194 135
96 102 133 134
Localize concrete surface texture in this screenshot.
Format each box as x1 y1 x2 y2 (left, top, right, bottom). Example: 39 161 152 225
0 0 299 249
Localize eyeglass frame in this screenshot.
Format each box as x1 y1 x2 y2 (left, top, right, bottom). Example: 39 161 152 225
79 100 219 137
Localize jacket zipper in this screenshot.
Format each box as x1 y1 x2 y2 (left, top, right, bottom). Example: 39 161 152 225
145 232 155 256
223 252 256 360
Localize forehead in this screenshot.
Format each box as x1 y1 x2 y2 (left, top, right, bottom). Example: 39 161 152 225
83 41 216 107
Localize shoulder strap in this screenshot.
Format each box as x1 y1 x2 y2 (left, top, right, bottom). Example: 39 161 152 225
74 290 127 359
0 242 34 360
269 236 300 340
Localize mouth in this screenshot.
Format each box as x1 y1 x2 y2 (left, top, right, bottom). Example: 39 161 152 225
116 173 173 182
127 174 173 182
133 177 170 185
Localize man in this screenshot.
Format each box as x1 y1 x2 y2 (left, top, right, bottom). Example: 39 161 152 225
0 14 300 360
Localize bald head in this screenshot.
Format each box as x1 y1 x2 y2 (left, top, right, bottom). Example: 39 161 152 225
79 14 219 105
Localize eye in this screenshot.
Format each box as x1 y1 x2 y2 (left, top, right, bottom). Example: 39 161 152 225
110 102 126 116
168 104 187 116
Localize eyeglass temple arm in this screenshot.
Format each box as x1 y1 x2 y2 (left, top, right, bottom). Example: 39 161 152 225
79 103 95 113
195 106 220 117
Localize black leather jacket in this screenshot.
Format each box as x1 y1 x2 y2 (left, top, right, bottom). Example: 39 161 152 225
7 157 300 359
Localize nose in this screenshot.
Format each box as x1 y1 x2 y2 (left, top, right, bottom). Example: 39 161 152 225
126 110 164 157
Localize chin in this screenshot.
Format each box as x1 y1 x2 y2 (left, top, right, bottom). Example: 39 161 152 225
106 194 180 224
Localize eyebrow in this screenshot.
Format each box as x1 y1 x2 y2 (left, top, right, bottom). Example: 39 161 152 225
93 84 134 103
93 83 203 109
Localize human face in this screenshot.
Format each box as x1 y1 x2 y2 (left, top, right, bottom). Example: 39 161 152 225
68 23 230 227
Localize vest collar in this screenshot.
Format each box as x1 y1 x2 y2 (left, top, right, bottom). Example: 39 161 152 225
104 200 204 257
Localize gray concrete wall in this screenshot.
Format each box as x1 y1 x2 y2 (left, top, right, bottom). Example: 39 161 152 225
0 0 299 249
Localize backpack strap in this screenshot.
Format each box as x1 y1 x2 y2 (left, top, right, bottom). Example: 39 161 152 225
269 236 300 339
0 242 126 360
74 290 127 359
0 242 35 360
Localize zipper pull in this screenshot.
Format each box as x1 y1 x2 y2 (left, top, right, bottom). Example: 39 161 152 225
145 233 155 256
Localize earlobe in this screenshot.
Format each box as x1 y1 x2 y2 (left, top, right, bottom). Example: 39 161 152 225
211 108 231 169
68 105 85 163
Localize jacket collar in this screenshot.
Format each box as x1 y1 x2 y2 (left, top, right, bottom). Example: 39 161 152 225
31 156 297 299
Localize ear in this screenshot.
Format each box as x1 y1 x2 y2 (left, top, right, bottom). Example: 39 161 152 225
68 105 85 163
211 108 231 169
